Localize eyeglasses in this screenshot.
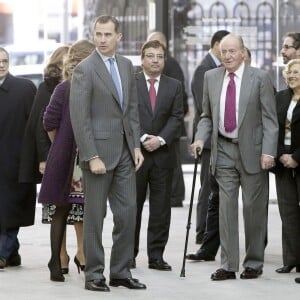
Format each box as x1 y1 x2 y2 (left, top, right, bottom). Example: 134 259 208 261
282 44 296 50
0 59 8 64
144 53 165 60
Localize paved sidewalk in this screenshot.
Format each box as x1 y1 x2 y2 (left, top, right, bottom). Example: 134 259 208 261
0 168 299 300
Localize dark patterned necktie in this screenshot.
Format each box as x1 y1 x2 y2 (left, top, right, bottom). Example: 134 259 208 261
224 72 236 132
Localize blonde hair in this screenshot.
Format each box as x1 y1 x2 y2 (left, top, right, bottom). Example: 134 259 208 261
282 58 300 79
44 46 69 79
62 39 95 80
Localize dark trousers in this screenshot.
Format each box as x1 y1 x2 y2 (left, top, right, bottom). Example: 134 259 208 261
275 167 300 265
199 174 220 256
134 158 173 261
0 228 20 259
170 139 185 206
196 149 211 242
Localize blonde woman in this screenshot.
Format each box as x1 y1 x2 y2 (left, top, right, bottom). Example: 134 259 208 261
273 59 300 282
38 40 95 282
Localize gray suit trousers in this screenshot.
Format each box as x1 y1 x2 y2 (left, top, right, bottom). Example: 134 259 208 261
216 138 268 272
82 144 136 281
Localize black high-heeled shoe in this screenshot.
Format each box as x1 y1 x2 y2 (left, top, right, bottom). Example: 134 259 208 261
276 265 300 273
74 256 85 273
48 260 65 282
61 255 70 274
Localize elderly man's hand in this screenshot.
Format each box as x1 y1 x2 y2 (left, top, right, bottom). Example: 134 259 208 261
190 140 204 158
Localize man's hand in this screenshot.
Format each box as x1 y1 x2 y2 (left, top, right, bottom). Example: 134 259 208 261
134 148 144 171
89 157 106 175
279 154 298 168
261 154 275 170
190 140 204 158
142 135 161 152
39 161 46 174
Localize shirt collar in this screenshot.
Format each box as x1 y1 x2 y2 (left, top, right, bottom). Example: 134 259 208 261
225 61 245 79
96 48 116 63
144 72 161 83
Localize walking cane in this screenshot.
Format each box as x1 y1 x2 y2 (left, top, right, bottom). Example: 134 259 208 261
180 147 201 277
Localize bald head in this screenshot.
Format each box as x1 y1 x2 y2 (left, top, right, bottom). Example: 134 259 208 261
147 31 167 48
220 34 245 72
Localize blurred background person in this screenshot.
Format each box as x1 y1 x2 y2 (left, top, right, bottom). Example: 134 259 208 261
273 59 300 276
279 32 300 90
281 33 300 65
147 31 188 208
0 47 36 269
38 39 95 282
190 30 229 245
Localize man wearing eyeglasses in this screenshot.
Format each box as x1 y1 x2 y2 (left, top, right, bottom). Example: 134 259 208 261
133 40 184 271
281 32 300 65
0 47 36 269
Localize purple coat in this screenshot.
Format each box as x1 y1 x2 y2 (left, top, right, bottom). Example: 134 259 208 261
38 80 78 205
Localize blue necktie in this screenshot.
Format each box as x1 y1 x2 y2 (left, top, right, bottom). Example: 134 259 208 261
108 58 123 109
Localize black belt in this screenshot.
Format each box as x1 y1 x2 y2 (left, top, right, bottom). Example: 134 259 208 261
218 133 239 144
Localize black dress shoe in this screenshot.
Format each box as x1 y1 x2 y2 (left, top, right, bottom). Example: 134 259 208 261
109 277 146 289
295 277 300 284
211 268 236 281
240 267 263 279
186 250 215 261
85 279 110 292
0 257 6 269
276 265 300 273
6 254 21 267
148 259 172 271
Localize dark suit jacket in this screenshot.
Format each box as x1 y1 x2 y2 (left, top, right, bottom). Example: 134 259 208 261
164 53 188 136
136 72 184 168
191 53 217 146
274 88 300 174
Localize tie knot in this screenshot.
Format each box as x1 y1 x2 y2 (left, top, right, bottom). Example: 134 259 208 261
108 57 115 65
229 72 235 79
148 78 156 86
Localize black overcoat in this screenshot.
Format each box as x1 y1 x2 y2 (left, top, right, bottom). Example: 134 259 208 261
0 73 37 230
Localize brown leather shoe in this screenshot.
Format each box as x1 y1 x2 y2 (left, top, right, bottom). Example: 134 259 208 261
211 268 236 281
240 267 263 279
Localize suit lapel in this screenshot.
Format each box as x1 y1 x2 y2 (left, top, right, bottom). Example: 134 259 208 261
155 75 168 116
212 70 225 126
238 65 253 127
92 52 122 110
115 55 127 112
137 73 153 116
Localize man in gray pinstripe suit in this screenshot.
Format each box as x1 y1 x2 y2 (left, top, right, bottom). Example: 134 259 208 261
70 15 146 291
